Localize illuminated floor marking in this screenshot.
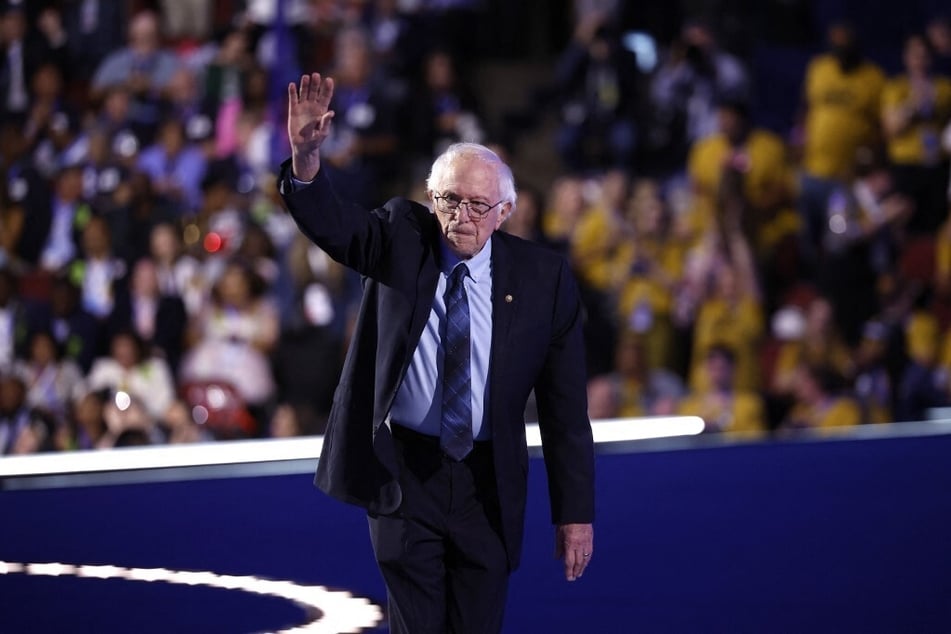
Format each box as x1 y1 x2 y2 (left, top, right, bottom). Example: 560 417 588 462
0 560 384 633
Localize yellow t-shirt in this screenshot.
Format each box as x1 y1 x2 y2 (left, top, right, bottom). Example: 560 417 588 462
783 398 862 432
570 206 633 292
690 297 765 391
803 55 886 179
677 390 767 436
687 129 800 250
881 76 951 165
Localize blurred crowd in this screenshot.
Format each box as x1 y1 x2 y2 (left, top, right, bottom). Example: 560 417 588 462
2 0 951 455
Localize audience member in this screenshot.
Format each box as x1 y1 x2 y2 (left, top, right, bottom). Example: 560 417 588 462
612 331 685 417
650 18 750 165
687 96 799 281
136 117 209 215
107 257 188 374
68 214 127 321
14 329 83 426
90 10 182 142
926 15 951 77
28 274 101 373
406 48 485 177
82 329 176 423
553 12 641 172
778 363 862 434
798 22 886 270
0 267 29 368
0 371 56 454
881 32 951 235
180 259 279 419
678 345 766 435
818 149 913 344
319 25 401 205
895 310 948 421
615 178 686 372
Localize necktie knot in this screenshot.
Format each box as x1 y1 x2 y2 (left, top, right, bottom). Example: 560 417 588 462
447 263 469 295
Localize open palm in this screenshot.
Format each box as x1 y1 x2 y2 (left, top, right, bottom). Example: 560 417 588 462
287 73 335 181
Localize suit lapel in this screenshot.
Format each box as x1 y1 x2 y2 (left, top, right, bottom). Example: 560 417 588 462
489 234 519 385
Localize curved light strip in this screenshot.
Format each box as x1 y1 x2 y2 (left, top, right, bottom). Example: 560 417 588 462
0 560 383 633
0 417 705 478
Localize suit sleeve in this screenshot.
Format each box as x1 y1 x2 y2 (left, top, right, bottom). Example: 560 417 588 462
534 257 595 525
277 160 391 276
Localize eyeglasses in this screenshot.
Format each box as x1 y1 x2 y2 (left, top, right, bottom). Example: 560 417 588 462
433 193 504 221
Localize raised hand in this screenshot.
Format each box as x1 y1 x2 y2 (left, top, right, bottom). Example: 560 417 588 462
287 73 335 182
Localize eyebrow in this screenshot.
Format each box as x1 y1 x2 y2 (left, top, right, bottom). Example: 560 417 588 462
440 190 490 203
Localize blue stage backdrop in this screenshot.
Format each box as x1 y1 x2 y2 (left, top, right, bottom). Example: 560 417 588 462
1 430 950 633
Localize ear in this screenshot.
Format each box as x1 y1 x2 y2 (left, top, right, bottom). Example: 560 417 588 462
495 202 513 229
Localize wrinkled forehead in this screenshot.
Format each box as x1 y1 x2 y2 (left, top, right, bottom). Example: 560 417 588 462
432 155 500 196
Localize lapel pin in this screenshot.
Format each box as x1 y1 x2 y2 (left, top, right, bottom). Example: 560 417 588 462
505 294 513 303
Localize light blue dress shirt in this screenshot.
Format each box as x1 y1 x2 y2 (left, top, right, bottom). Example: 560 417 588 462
389 238 493 440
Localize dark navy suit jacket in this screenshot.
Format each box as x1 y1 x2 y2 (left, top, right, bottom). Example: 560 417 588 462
280 163 594 570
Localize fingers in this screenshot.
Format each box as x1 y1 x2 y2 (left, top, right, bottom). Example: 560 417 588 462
555 523 594 582
292 73 333 104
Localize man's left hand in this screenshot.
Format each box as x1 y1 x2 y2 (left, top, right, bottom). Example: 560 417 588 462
555 523 594 581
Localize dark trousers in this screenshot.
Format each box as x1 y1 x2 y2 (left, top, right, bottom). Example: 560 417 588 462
368 425 509 634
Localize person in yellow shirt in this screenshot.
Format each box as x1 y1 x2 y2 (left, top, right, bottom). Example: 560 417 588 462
779 363 862 434
678 345 766 436
614 179 688 371
798 22 886 273
881 33 951 234
687 96 800 294
570 169 633 294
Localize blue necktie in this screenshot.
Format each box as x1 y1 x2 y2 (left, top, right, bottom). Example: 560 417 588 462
441 263 473 460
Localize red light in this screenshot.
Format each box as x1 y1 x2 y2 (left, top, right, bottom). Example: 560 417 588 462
203 232 223 253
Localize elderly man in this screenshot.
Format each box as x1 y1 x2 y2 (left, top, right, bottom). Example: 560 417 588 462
279 73 595 634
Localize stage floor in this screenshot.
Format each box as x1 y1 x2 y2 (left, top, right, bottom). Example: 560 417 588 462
2 421 950 633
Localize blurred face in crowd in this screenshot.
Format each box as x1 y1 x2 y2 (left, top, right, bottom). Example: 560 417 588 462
425 51 455 90
74 392 106 439
29 332 58 367
628 179 666 236
903 34 932 75
128 11 160 54
31 63 63 101
600 169 630 212
81 217 111 258
706 350 736 391
0 375 26 414
926 18 951 53
103 87 132 123
149 223 180 263
158 120 186 154
614 335 646 378
131 258 160 297
428 155 511 259
55 167 84 202
828 23 861 69
717 105 749 146
0 8 26 45
167 67 198 105
586 376 618 420
551 176 586 222
217 264 253 308
805 297 834 336
111 333 142 369
335 28 372 84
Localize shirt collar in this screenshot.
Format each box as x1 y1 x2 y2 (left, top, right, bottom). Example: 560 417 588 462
440 236 492 284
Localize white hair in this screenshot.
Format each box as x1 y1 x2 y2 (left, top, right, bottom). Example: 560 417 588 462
426 143 517 208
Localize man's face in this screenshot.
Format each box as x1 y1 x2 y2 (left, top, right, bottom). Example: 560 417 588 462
429 156 511 259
